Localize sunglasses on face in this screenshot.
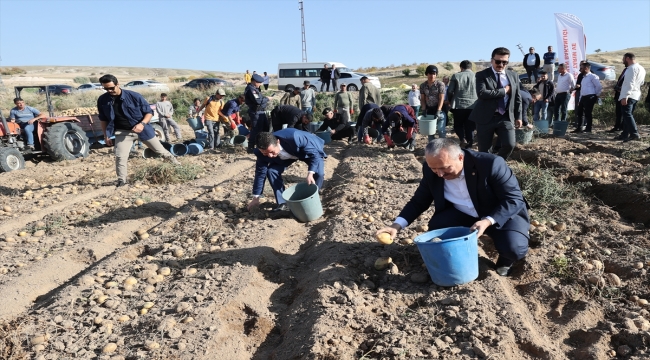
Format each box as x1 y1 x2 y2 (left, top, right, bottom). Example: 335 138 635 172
493 59 509 65
103 86 116 91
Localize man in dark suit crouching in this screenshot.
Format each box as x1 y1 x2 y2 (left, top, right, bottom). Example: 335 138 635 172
247 128 326 212
376 139 529 276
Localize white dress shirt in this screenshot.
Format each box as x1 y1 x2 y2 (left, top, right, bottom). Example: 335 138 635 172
491 67 510 107
555 72 576 93
408 90 421 106
619 63 647 101
394 169 494 229
579 72 602 98
526 54 537 67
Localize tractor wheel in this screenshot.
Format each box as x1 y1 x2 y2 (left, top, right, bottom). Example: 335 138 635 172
42 122 90 161
151 123 167 142
0 148 25 172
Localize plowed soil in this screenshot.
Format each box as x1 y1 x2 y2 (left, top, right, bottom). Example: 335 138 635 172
1 124 649 360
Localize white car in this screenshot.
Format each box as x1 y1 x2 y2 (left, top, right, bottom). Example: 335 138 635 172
123 80 169 92
76 83 104 92
311 72 381 92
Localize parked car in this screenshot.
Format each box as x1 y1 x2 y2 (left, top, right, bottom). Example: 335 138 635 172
182 78 233 89
76 83 104 92
123 80 169 92
39 85 74 95
310 72 381 92
519 60 616 84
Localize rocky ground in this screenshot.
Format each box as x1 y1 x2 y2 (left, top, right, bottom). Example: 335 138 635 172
0 123 649 360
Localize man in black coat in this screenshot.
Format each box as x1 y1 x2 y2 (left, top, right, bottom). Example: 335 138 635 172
376 139 530 276
318 107 355 141
319 64 331 92
270 105 310 131
523 47 541 83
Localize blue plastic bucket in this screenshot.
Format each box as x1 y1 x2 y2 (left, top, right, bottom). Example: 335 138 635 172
552 121 569 137
281 183 323 222
237 124 249 136
187 117 204 131
418 115 437 136
309 122 323 133
194 130 208 141
414 227 479 287
515 129 534 144
229 135 248 148
160 142 172 151
187 143 204 155
534 120 549 134
142 148 160 159
391 131 409 146
171 143 188 156
315 131 332 144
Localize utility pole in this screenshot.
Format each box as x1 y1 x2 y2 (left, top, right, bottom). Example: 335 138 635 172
299 0 307 62
0 56 5 92
516 43 525 56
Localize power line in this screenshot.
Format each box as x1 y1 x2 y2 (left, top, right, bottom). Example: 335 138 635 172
299 0 307 62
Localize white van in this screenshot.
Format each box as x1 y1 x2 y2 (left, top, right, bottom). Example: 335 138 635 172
277 62 381 92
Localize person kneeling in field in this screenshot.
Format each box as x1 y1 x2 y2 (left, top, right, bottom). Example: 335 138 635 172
247 129 326 212
382 104 418 151
97 74 179 187
318 107 355 142
376 139 530 276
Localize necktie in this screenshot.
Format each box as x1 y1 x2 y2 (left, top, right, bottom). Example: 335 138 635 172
496 73 506 115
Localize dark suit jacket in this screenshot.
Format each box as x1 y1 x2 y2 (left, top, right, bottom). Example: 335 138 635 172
332 68 341 79
533 80 555 103
398 150 530 235
523 53 540 69
320 69 331 81
252 128 326 195
469 67 522 125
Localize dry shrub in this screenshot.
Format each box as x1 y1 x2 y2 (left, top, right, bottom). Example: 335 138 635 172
0 321 27 360
132 163 202 184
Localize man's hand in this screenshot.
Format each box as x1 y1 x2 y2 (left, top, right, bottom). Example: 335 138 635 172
504 85 511 95
330 129 336 135
375 223 400 242
545 99 549 103
306 172 315 185
247 197 260 212
9 119 16 123
363 135 371 144
515 119 523 128
469 219 492 237
104 137 113 147
132 123 145 134
28 119 36 124
621 98 628 106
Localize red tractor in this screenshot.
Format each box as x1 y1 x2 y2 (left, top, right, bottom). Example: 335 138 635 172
0 85 90 172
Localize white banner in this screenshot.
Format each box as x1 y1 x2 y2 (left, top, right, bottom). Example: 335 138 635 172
554 13 586 79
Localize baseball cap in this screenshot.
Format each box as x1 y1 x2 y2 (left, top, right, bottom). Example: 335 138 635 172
303 80 310 85
216 88 226 95
322 107 332 115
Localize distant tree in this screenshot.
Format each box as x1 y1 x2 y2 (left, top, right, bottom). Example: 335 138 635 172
88 77 99 83
402 69 411 76
594 49 602 53
73 76 90 84
415 65 427 76
443 61 454 71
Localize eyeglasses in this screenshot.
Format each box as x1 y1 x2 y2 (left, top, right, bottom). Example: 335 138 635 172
103 86 116 91
492 59 509 65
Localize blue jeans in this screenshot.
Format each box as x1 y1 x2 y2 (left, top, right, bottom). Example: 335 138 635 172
268 161 324 204
19 122 35 145
533 101 548 122
621 99 639 138
302 107 313 114
425 108 446 141
411 105 420 117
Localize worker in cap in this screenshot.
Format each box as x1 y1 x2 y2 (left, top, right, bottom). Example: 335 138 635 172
245 73 270 152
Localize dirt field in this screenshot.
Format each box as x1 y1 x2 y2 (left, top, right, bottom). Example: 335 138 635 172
1 122 650 360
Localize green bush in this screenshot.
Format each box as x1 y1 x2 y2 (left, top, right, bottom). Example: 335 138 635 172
415 65 427 77
592 92 650 126
443 62 454 71
73 76 90 84
0 67 26 75
89 77 99 83
402 69 411 76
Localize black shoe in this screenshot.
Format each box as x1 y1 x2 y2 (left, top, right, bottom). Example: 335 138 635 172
116 179 127 187
584 128 592 133
624 134 641 142
246 148 255 154
496 265 512 277
614 134 628 141
570 128 583 133
495 257 514 277
272 204 289 212
607 127 621 133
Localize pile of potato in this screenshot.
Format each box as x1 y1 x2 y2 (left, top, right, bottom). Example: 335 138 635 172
59 107 98 116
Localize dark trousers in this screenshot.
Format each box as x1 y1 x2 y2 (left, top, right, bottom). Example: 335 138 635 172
248 111 270 149
268 161 324 204
524 67 538 83
331 78 338 91
614 91 623 130
428 206 529 266
621 99 639 138
476 113 515 160
331 126 355 140
451 109 475 145
263 84 269 90
553 92 570 122
320 80 330 92
575 95 597 131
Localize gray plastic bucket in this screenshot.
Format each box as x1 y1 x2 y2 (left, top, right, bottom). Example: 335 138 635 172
281 183 323 222
187 117 204 130
171 143 188 156
515 129 534 144
418 115 437 135
315 131 332 144
553 121 569 137
229 135 248 148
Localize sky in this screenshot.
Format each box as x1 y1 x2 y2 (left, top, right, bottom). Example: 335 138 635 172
1 0 649 73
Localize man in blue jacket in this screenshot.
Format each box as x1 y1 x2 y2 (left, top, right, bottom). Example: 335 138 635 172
382 104 417 151
97 74 178 187
376 139 529 276
247 129 326 212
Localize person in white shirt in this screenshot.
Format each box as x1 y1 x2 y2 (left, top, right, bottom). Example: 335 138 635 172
408 84 421 116
262 72 270 90
552 64 575 123
572 63 602 133
617 52 646 142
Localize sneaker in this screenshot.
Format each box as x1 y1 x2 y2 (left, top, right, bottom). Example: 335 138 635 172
607 127 621 133
272 203 289 212
407 143 415 152
26 145 35 151
116 179 128 187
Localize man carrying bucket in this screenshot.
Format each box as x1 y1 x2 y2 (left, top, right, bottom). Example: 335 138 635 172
376 139 529 277
247 129 326 213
